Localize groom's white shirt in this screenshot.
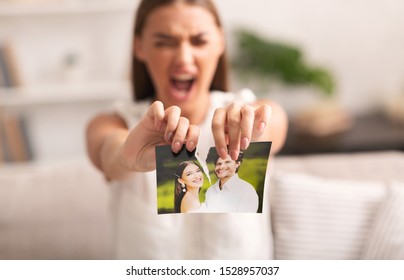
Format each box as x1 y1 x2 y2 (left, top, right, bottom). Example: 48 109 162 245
205 174 258 212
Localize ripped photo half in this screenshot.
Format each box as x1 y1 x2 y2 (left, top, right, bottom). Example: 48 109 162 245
155 141 272 214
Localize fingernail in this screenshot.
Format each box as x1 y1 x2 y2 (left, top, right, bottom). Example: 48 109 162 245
165 132 173 143
172 141 181 153
259 121 266 131
187 141 196 151
230 150 239 160
241 137 249 150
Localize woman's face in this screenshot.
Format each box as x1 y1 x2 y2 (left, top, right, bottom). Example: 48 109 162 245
135 2 224 115
179 163 204 189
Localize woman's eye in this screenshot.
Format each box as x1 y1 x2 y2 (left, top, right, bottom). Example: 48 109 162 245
155 41 176 47
192 38 207 46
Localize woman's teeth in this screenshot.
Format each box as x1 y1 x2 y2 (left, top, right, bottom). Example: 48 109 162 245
175 74 194 80
171 75 194 92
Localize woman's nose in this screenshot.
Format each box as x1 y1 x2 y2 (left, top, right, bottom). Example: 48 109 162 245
175 43 194 66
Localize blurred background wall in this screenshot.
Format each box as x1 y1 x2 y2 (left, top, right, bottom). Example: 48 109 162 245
218 0 404 115
1 0 404 163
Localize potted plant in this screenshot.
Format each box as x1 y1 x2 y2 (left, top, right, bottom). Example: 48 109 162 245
231 29 352 137
231 29 335 96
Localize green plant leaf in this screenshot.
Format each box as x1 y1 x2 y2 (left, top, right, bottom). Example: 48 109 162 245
232 29 336 96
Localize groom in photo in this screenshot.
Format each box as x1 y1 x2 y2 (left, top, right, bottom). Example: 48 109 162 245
205 152 259 213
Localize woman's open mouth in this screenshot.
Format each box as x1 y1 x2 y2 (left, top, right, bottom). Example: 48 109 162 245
193 177 202 184
169 74 196 101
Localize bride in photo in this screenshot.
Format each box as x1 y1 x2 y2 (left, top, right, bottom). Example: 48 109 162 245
174 161 208 213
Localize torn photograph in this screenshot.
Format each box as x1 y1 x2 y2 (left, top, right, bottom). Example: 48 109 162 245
155 141 272 214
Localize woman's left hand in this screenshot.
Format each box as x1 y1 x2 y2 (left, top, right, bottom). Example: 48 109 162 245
211 102 272 160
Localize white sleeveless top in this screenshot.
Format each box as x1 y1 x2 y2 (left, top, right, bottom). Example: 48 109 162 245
110 90 274 259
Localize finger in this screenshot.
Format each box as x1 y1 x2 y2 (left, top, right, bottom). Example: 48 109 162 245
252 104 272 140
147 101 165 130
185 125 200 152
164 106 181 143
240 104 255 150
227 103 242 160
211 108 228 159
171 117 189 153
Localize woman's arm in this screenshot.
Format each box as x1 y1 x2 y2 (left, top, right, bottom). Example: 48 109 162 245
255 99 288 155
86 113 132 180
86 101 200 181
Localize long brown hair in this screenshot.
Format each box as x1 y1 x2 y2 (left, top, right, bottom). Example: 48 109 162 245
132 0 229 101
174 160 202 213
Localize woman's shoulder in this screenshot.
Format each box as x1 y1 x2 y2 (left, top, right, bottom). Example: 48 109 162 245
112 99 151 128
187 202 209 213
181 194 202 213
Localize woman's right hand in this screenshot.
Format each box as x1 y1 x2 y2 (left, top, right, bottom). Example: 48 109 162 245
120 101 200 172
87 101 199 180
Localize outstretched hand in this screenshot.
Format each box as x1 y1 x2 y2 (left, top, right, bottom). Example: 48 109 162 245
122 101 200 171
211 102 272 160
121 100 274 172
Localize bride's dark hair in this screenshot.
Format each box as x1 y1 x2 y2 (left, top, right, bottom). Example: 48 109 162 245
174 160 202 213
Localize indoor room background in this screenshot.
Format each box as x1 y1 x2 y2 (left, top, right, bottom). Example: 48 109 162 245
1 0 403 162
1 0 403 260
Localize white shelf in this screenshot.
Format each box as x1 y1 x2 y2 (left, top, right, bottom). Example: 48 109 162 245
0 2 135 164
0 1 135 17
0 81 131 108
0 155 88 172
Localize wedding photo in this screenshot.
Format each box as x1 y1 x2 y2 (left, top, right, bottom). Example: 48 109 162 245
156 142 272 214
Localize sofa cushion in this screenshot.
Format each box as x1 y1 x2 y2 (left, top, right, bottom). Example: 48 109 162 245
270 171 386 259
0 159 113 259
361 181 404 259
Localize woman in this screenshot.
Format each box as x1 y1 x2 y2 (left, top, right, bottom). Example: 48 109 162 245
174 161 207 213
86 0 288 259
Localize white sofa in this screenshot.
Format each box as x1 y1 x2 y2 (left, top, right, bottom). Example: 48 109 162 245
271 151 404 259
0 151 403 259
0 159 113 259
